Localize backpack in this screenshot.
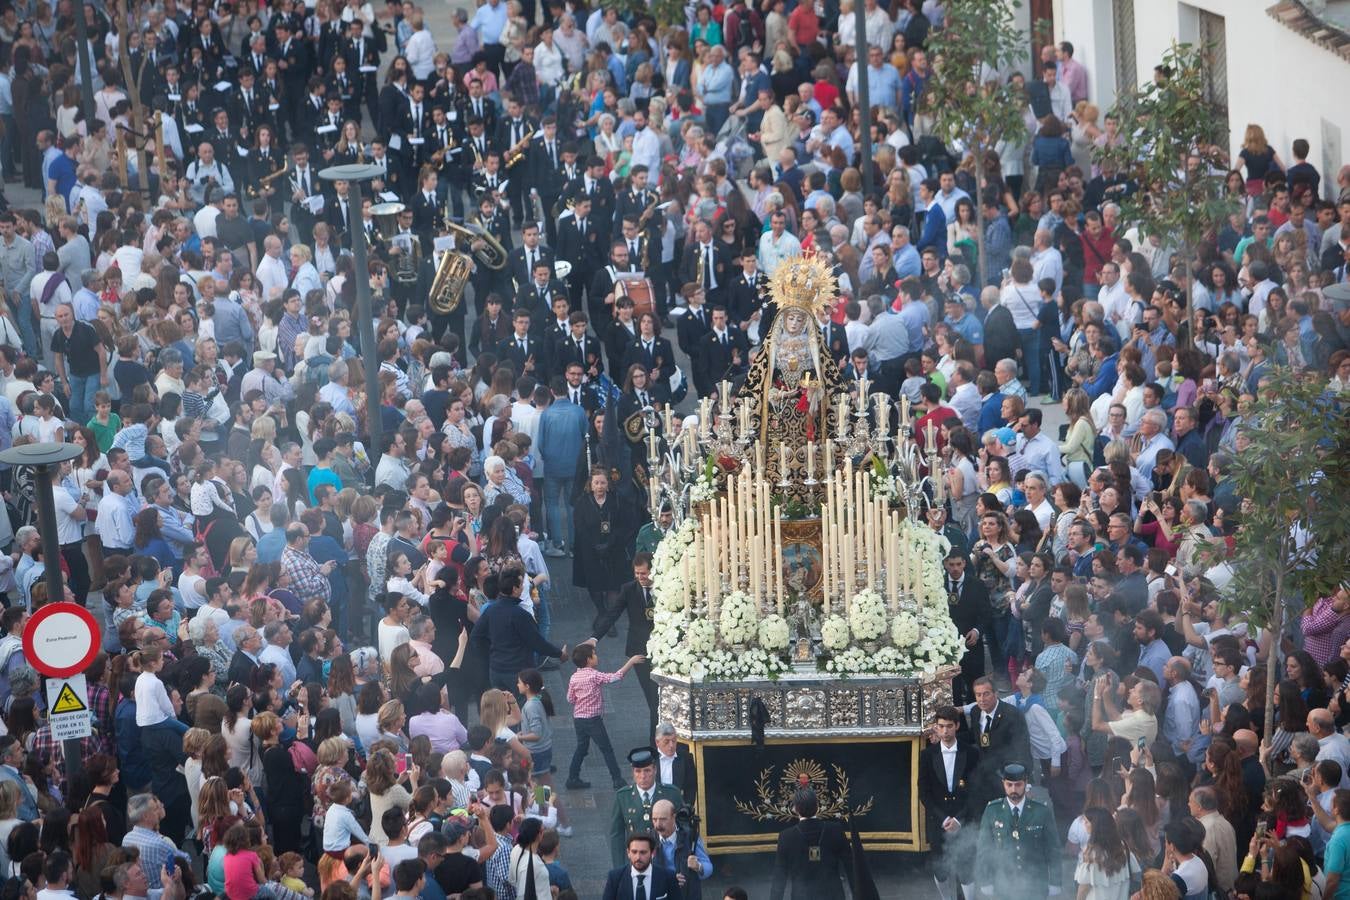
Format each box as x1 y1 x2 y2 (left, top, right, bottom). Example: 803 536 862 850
736 12 754 49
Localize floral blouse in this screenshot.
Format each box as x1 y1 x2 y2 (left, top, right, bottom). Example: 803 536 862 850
971 540 1016 613
312 763 363 827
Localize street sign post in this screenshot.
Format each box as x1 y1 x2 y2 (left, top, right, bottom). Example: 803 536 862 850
44 673 92 741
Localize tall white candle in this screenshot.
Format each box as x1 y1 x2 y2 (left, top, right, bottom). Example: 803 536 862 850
806 441 815 482
779 443 789 482
774 515 784 614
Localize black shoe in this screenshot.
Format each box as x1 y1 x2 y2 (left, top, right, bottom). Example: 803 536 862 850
564 778 590 790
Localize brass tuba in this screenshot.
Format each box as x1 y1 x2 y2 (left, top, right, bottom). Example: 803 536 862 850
428 248 472 314
446 221 507 270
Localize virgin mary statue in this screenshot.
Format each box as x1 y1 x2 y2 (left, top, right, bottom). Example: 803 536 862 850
738 253 843 503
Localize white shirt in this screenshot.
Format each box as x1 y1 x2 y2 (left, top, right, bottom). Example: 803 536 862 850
259 642 297 685
631 126 661 177
406 29 437 78
939 740 958 791
534 40 564 85
257 253 289 301
193 204 221 240
53 487 82 544
659 751 676 787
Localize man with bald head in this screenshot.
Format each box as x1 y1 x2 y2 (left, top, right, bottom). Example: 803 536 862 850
650 798 712 896
1162 657 1201 757
1310 707 1350 775
256 235 289 302
828 224 861 289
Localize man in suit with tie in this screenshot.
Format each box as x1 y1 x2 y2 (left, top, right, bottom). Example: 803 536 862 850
494 98 537 227
726 252 769 335
496 309 542 379
508 223 555 295
557 196 603 313
324 179 357 250
458 78 497 138
272 21 310 126
287 144 321 246
516 260 566 328
653 724 698 807
607 297 640 375
680 220 730 308
674 284 712 359
561 362 601 414
592 555 661 729
651 798 712 900
625 312 676 386
768 788 853 900
815 306 850 366
553 312 605 383
569 156 617 243
343 19 381 129
410 169 442 256
943 551 988 706
0 737 38 820
962 676 1033 814
918 706 981 900
602 832 684 900
694 306 749 399
530 117 567 247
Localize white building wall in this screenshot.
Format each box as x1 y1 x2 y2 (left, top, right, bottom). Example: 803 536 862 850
1051 0 1350 198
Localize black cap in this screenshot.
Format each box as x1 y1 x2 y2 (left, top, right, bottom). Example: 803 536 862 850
999 763 1028 782
628 747 657 768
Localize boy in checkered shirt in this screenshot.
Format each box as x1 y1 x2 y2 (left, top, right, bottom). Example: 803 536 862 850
564 643 645 790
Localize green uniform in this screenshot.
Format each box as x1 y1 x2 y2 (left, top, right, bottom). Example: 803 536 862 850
975 796 1060 898
635 522 666 556
608 783 684 866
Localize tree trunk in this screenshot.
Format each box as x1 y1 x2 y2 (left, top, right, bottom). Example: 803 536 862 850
115 1 151 197
973 140 986 291
1261 534 1288 745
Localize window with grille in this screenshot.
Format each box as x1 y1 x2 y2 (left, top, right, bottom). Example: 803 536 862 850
1197 9 1229 134
1112 0 1137 102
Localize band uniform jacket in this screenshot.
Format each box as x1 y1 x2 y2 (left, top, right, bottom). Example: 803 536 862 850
608 782 685 866
960 700 1033 807
508 245 556 292
471 168 508 203
494 115 538 163
469 313 511 357
917 740 980 863
694 326 750 398
515 280 567 327
232 86 269 133
606 318 639 373
495 333 543 380
616 187 660 238
593 579 657 658
589 262 639 327
818 320 849 365
675 305 712 357
557 217 604 279
456 95 497 137
726 269 768 327
324 194 358 248
567 174 617 237
526 135 565 198
410 189 443 251
975 797 1060 896
624 334 676 383
342 35 381 100
426 122 458 181
680 241 732 295
768 817 853 900
552 332 605 381
601 862 683 900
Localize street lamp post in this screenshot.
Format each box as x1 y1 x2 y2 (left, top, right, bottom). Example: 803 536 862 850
0 442 88 778
319 163 387 467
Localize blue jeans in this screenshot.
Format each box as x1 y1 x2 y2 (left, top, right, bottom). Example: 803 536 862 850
68 373 101 424
543 476 574 550
1018 327 1042 396
534 588 553 658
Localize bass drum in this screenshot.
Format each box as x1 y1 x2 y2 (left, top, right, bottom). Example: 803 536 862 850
617 277 655 320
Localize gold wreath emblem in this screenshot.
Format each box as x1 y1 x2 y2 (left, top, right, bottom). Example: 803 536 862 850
732 758 874 822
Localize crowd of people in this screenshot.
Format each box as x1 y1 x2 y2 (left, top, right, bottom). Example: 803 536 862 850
0 0 1348 898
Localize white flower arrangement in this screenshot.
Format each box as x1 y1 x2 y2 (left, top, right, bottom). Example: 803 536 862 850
757 614 790 651
718 591 758 645
847 589 887 642
650 516 699 612
821 614 851 651
688 470 718 504
890 612 921 648
686 618 717 655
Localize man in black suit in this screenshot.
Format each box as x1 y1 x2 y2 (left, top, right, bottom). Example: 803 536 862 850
568 155 617 242
271 21 310 125
625 312 676 385
592 554 661 728
768 788 853 900
557 196 603 312
324 54 360 124
943 551 987 706
232 69 269 136
495 308 543 380
680 220 731 308
515 259 566 327
961 676 1033 813
409 168 443 256
507 224 555 295
323 179 358 250
606 297 641 375
227 625 264 687
552 312 605 383
918 705 981 900
561 362 602 414
726 253 769 333
653 723 698 807
342 19 380 129
815 307 850 366
693 306 748 399
674 284 712 359
493 97 537 226
601 833 683 900
457 77 497 138
528 118 567 247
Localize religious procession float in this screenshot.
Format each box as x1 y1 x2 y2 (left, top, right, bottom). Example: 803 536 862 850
640 252 961 853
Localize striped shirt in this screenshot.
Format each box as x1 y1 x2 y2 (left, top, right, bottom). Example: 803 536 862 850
566 666 624 719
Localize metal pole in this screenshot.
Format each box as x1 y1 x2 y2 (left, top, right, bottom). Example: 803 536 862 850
72 0 99 128
853 4 873 197
350 224 383 467
33 463 84 781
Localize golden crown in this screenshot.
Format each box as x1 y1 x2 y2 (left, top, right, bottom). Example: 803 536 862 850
767 252 837 319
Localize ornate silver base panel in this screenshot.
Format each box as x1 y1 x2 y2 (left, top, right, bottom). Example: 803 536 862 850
655 669 957 740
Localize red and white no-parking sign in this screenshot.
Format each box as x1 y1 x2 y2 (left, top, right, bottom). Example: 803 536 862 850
22 602 101 678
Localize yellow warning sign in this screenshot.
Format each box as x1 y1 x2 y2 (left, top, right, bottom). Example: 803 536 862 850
51 683 87 715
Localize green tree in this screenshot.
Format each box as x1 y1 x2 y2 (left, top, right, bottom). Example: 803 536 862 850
1099 42 1232 312
1220 369 1350 742
602 0 687 28
923 0 1030 284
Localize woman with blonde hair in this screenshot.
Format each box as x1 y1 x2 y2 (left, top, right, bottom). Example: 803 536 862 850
375 699 409 752
312 735 362 831
1239 123 1284 194
1059 387 1096 488
1070 101 1101 175
479 688 532 765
